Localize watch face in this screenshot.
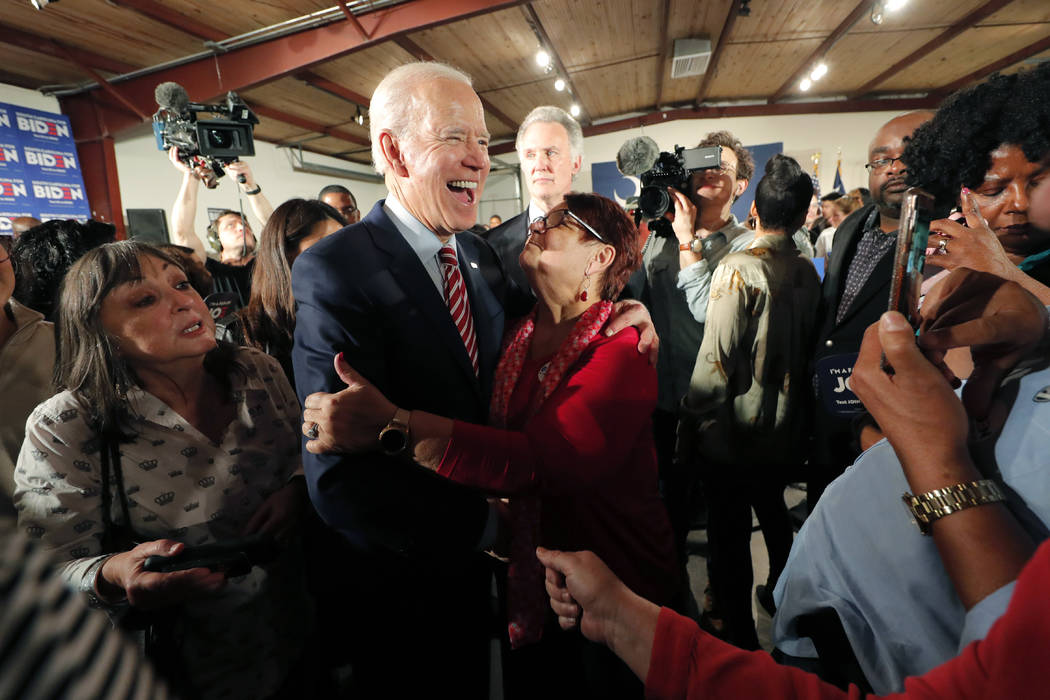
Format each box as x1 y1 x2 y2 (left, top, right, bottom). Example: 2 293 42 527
379 425 408 455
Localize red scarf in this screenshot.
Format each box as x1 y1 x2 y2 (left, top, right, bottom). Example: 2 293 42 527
489 300 614 648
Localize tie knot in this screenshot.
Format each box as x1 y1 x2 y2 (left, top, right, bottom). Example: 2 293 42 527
440 245 457 266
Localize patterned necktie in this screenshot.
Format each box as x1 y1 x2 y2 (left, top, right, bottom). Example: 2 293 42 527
440 245 479 375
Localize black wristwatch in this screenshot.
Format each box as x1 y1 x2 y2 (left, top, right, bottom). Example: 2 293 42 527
378 408 411 456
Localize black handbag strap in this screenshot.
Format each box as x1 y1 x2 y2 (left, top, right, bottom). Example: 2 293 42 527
99 435 134 552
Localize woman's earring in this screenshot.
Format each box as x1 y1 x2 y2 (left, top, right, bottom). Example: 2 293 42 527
577 270 591 302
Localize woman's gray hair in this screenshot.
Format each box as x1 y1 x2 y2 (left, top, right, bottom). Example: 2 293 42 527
515 106 584 161
370 61 474 175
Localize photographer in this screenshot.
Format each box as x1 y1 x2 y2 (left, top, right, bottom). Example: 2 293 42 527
169 147 273 309
668 131 755 325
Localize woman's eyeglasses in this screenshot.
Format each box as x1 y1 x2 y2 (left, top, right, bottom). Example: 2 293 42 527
529 208 608 243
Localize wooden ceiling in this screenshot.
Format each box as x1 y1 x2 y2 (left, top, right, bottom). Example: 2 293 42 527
1 0 1048 164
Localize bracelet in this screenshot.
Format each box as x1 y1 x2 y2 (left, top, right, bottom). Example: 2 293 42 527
243 185 261 195
902 479 1006 535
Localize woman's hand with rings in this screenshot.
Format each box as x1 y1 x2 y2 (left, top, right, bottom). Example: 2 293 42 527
301 352 396 454
927 187 1015 279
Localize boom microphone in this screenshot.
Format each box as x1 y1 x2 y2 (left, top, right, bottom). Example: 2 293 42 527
616 136 660 177
155 82 191 114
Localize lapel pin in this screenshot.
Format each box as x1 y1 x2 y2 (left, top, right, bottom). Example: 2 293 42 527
470 261 479 269
1035 386 1050 403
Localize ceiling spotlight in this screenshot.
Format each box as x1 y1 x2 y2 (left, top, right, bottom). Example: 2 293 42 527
800 78 812 92
738 0 751 17
810 63 828 81
354 106 365 126
570 104 581 117
554 78 566 92
536 50 551 68
886 0 907 10
30 0 59 7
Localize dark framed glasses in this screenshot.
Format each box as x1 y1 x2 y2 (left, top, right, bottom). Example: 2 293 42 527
529 208 608 243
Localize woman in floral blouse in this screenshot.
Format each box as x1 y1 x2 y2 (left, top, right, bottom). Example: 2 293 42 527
14 241 311 699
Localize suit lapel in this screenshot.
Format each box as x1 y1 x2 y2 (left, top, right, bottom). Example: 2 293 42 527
835 245 895 328
367 206 483 397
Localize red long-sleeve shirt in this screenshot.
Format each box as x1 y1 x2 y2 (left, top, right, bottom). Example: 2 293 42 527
646 539 1050 699
439 328 678 605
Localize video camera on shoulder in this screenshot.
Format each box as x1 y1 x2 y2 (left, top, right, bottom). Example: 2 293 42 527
153 81 258 189
617 136 722 235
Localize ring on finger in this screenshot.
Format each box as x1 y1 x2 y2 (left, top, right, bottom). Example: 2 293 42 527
305 422 320 440
937 238 949 254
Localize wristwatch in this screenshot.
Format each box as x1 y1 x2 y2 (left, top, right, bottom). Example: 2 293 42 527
902 479 1006 535
679 236 703 254
378 408 411 456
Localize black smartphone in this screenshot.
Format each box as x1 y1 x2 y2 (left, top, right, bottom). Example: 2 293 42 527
143 534 277 577
887 188 937 329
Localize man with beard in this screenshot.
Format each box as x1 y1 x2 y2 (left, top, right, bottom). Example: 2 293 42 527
808 111 933 507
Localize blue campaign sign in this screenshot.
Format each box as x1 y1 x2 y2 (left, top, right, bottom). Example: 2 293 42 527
0 102 91 226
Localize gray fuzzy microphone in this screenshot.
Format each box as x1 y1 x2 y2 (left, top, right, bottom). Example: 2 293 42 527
616 136 660 177
155 82 191 114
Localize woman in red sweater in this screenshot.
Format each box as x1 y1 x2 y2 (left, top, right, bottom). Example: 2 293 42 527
302 192 678 699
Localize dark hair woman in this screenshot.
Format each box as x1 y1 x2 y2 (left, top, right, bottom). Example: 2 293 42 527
300 192 677 699
904 61 1050 304
14 241 311 699
227 198 344 380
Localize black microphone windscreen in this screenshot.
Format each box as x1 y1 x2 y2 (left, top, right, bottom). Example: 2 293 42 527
616 136 661 177
155 82 190 113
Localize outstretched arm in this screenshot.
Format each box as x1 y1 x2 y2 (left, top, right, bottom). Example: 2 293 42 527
168 147 206 259
224 160 274 226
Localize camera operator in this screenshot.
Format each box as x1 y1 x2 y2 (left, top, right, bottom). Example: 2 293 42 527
169 147 273 309
668 131 755 324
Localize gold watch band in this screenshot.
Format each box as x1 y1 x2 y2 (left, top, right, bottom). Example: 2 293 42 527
902 479 1006 535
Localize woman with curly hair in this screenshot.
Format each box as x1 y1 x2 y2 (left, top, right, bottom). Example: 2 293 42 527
903 62 1050 303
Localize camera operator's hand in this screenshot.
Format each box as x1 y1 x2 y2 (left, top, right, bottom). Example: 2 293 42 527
668 187 698 248
224 160 258 193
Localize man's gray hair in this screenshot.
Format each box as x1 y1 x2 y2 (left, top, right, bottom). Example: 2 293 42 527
515 106 584 160
370 62 474 175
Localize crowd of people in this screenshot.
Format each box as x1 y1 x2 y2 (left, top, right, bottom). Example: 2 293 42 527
0 57 1048 700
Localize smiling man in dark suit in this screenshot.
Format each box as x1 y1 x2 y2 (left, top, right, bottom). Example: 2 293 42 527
809 110 933 508
487 105 583 293
291 62 530 698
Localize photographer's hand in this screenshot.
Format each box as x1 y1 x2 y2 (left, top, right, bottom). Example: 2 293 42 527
668 187 702 267
225 160 274 225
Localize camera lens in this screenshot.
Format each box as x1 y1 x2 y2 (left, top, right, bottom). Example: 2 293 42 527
638 186 671 219
206 129 232 149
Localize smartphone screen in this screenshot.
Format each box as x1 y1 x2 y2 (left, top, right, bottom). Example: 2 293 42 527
886 188 936 329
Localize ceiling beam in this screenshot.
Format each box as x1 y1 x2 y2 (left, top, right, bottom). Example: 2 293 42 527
298 71 372 108
58 0 527 140
487 95 942 155
929 32 1050 98
654 0 671 110
338 2 372 40
250 104 370 147
0 22 138 75
50 43 149 121
522 4 590 125
768 0 876 103
851 0 1017 98
393 36 520 129
696 0 741 104
108 0 228 42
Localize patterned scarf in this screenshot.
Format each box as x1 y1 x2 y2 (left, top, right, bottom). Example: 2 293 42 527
489 299 614 648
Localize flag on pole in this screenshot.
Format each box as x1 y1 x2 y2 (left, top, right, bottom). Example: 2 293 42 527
833 153 845 194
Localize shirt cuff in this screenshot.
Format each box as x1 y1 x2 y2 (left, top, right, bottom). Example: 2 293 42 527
675 259 711 288
958 580 1016 650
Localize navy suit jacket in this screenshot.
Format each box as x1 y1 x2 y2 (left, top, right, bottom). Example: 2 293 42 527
291 201 526 556
485 209 532 294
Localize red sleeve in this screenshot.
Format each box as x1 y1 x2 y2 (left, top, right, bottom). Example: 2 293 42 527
437 329 656 496
645 541 1050 700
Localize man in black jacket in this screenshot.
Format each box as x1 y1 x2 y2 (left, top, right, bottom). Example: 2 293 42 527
809 111 932 507
487 105 583 293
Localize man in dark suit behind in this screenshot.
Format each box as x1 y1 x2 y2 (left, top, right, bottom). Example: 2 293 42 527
291 62 530 698
809 110 933 508
487 105 583 293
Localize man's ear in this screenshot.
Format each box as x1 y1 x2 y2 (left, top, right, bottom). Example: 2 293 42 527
734 177 749 200
570 154 582 178
379 132 409 178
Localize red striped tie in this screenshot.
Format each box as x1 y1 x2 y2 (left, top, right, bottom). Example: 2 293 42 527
440 245 479 375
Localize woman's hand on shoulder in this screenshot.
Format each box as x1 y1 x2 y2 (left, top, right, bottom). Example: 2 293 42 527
98 540 226 610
